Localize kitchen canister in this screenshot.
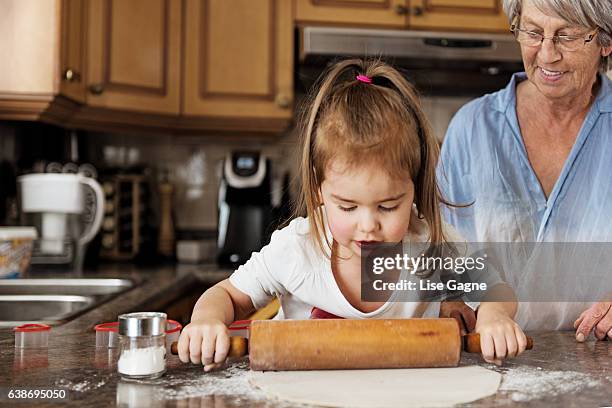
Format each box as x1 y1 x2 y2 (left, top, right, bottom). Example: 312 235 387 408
117 312 167 380
14 323 51 348
94 322 119 348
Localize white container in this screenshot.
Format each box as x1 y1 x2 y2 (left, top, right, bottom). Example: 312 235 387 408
176 240 212 263
18 173 104 255
0 227 37 278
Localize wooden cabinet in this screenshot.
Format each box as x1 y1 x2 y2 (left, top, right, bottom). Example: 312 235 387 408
86 0 182 115
60 0 88 103
295 0 408 28
295 0 510 32
183 0 294 127
409 0 509 32
0 0 81 124
0 0 59 96
0 0 292 134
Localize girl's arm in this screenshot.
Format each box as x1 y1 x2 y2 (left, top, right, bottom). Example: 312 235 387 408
190 278 256 324
178 279 255 371
476 284 527 365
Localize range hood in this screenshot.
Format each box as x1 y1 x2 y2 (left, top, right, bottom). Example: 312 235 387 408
298 27 524 96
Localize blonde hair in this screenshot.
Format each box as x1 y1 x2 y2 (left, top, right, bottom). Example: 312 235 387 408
294 58 449 257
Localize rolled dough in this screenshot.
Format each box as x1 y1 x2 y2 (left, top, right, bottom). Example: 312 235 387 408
250 366 501 407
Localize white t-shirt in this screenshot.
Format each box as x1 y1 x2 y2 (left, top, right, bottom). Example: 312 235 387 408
229 206 476 320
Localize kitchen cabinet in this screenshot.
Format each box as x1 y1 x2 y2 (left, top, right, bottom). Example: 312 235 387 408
408 0 510 32
182 0 294 128
0 0 292 135
60 0 88 104
295 0 510 33
0 0 81 124
85 0 182 115
295 0 408 28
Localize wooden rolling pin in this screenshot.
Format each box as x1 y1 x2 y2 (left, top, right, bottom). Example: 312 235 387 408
170 319 533 371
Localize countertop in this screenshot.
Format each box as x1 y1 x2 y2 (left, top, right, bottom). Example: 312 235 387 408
0 265 610 407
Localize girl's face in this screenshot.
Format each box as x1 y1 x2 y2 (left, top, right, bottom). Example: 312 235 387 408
320 159 414 260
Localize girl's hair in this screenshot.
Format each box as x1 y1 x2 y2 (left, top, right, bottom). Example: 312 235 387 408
294 58 448 257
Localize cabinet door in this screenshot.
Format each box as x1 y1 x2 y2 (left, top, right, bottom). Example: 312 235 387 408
295 0 408 28
86 0 181 114
183 0 293 122
409 0 510 32
60 0 88 103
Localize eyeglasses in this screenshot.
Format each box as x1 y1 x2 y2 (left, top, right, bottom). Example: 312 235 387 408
510 17 599 52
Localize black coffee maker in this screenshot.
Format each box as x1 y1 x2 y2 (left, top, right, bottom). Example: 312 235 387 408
217 151 275 266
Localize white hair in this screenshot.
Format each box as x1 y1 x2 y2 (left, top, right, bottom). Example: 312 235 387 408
502 0 611 71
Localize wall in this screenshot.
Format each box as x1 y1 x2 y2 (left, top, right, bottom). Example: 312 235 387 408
84 131 299 231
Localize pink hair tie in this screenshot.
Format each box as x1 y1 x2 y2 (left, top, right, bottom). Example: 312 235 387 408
356 74 372 84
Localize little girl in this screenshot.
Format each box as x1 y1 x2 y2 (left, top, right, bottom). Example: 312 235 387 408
178 59 527 370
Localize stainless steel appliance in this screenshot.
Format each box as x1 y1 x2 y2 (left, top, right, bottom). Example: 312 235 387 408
299 27 524 96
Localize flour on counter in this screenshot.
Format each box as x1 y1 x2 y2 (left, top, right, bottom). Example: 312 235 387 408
56 376 108 393
499 366 601 402
162 361 261 399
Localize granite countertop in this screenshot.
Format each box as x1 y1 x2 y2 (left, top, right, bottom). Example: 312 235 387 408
0 266 610 407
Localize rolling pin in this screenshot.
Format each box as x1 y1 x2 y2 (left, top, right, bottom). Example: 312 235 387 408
171 318 533 371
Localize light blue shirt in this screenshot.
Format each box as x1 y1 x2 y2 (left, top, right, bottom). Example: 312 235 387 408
438 72 612 243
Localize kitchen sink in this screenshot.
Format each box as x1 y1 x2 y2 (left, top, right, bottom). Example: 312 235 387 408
0 278 135 327
0 279 133 297
0 295 95 327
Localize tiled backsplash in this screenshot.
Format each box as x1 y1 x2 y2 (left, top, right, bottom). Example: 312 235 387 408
84 131 300 230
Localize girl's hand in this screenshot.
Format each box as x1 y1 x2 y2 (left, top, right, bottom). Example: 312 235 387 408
177 319 231 371
439 300 476 336
475 304 527 366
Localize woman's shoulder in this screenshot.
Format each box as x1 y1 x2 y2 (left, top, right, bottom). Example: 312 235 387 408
450 92 500 127
448 76 519 135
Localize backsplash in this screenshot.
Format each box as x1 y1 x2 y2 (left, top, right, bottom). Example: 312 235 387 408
83 131 299 231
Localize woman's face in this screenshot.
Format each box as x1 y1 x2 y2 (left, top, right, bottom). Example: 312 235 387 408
518 0 612 101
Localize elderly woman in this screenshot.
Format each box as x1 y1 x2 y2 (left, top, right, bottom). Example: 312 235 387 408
438 0 611 340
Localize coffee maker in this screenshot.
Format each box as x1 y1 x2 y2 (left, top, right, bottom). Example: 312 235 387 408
18 173 105 272
217 152 273 266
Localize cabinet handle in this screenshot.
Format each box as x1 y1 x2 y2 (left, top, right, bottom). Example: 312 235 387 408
89 84 105 95
275 94 291 109
63 68 81 82
394 5 424 16
394 5 409 15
